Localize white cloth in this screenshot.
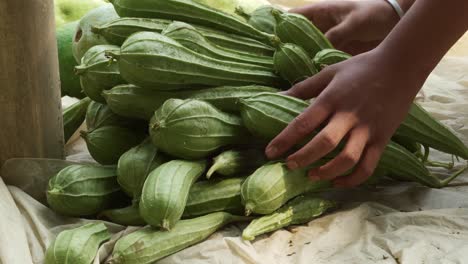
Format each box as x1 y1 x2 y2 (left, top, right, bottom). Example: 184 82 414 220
1 1 468 263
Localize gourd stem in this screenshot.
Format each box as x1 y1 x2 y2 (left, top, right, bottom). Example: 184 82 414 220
235 7 251 20
206 162 221 179
441 164 468 187
74 65 88 75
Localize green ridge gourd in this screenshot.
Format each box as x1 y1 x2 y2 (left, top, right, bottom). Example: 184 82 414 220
139 160 207 230
183 177 245 218
273 10 333 57
207 148 268 179
108 0 275 43
274 43 318 84
108 212 250 264
149 99 250 160
103 84 280 120
91 17 172 45
240 92 468 159
63 97 91 143
99 205 146 226
86 101 144 131
241 162 331 215
91 17 275 56
75 45 125 103
313 48 352 70
242 196 335 241
81 126 146 165
108 32 284 90
47 165 123 216
45 223 111 264
162 22 274 68
117 138 166 199
237 5 284 34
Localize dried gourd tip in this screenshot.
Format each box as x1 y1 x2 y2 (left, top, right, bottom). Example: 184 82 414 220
74 65 87 75
245 202 255 216
271 9 283 22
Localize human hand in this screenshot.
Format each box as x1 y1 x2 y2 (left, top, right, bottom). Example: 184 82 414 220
291 0 400 55
265 48 426 187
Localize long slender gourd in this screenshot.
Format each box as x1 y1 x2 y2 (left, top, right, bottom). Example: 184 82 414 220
207 148 268 179
108 212 250 264
75 45 125 103
241 162 331 215
242 195 335 241
162 22 274 69
108 0 275 43
139 160 207 230
240 92 468 160
81 126 146 165
183 177 245 218
117 138 166 199
103 84 280 120
63 97 91 143
45 223 111 264
149 99 250 160
108 32 285 90
91 17 275 56
274 43 318 84
47 165 123 217
273 11 333 57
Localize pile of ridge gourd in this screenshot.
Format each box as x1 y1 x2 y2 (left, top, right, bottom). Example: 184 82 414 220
53 0 468 263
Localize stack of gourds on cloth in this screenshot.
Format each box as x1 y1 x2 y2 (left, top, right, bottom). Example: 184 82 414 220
55 0 468 263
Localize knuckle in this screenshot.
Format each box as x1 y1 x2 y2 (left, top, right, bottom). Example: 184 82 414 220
341 152 359 166
320 133 339 149
292 115 313 135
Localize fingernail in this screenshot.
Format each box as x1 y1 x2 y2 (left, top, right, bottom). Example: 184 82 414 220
287 160 299 170
266 146 278 158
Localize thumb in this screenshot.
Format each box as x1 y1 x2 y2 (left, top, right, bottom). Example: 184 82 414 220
325 21 354 49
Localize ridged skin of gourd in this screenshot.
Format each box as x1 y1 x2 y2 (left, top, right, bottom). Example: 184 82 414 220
92 17 275 56
47 165 123 217
103 84 280 120
108 212 250 264
86 101 144 131
139 160 207 230
242 196 336 241
183 177 245 218
273 11 333 57
108 0 275 43
117 138 166 199
274 43 318 84
241 162 331 215
75 45 125 103
149 99 250 160
111 32 284 90
162 22 274 68
45 223 111 264
80 126 146 165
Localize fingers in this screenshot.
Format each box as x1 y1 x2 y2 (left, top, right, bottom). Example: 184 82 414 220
284 68 334 100
308 126 369 181
266 101 331 160
325 21 355 49
334 143 386 187
285 112 357 170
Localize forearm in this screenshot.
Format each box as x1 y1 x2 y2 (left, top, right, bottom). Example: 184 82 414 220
377 0 468 95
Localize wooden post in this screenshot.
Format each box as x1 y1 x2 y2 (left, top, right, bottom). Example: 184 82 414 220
0 0 64 167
